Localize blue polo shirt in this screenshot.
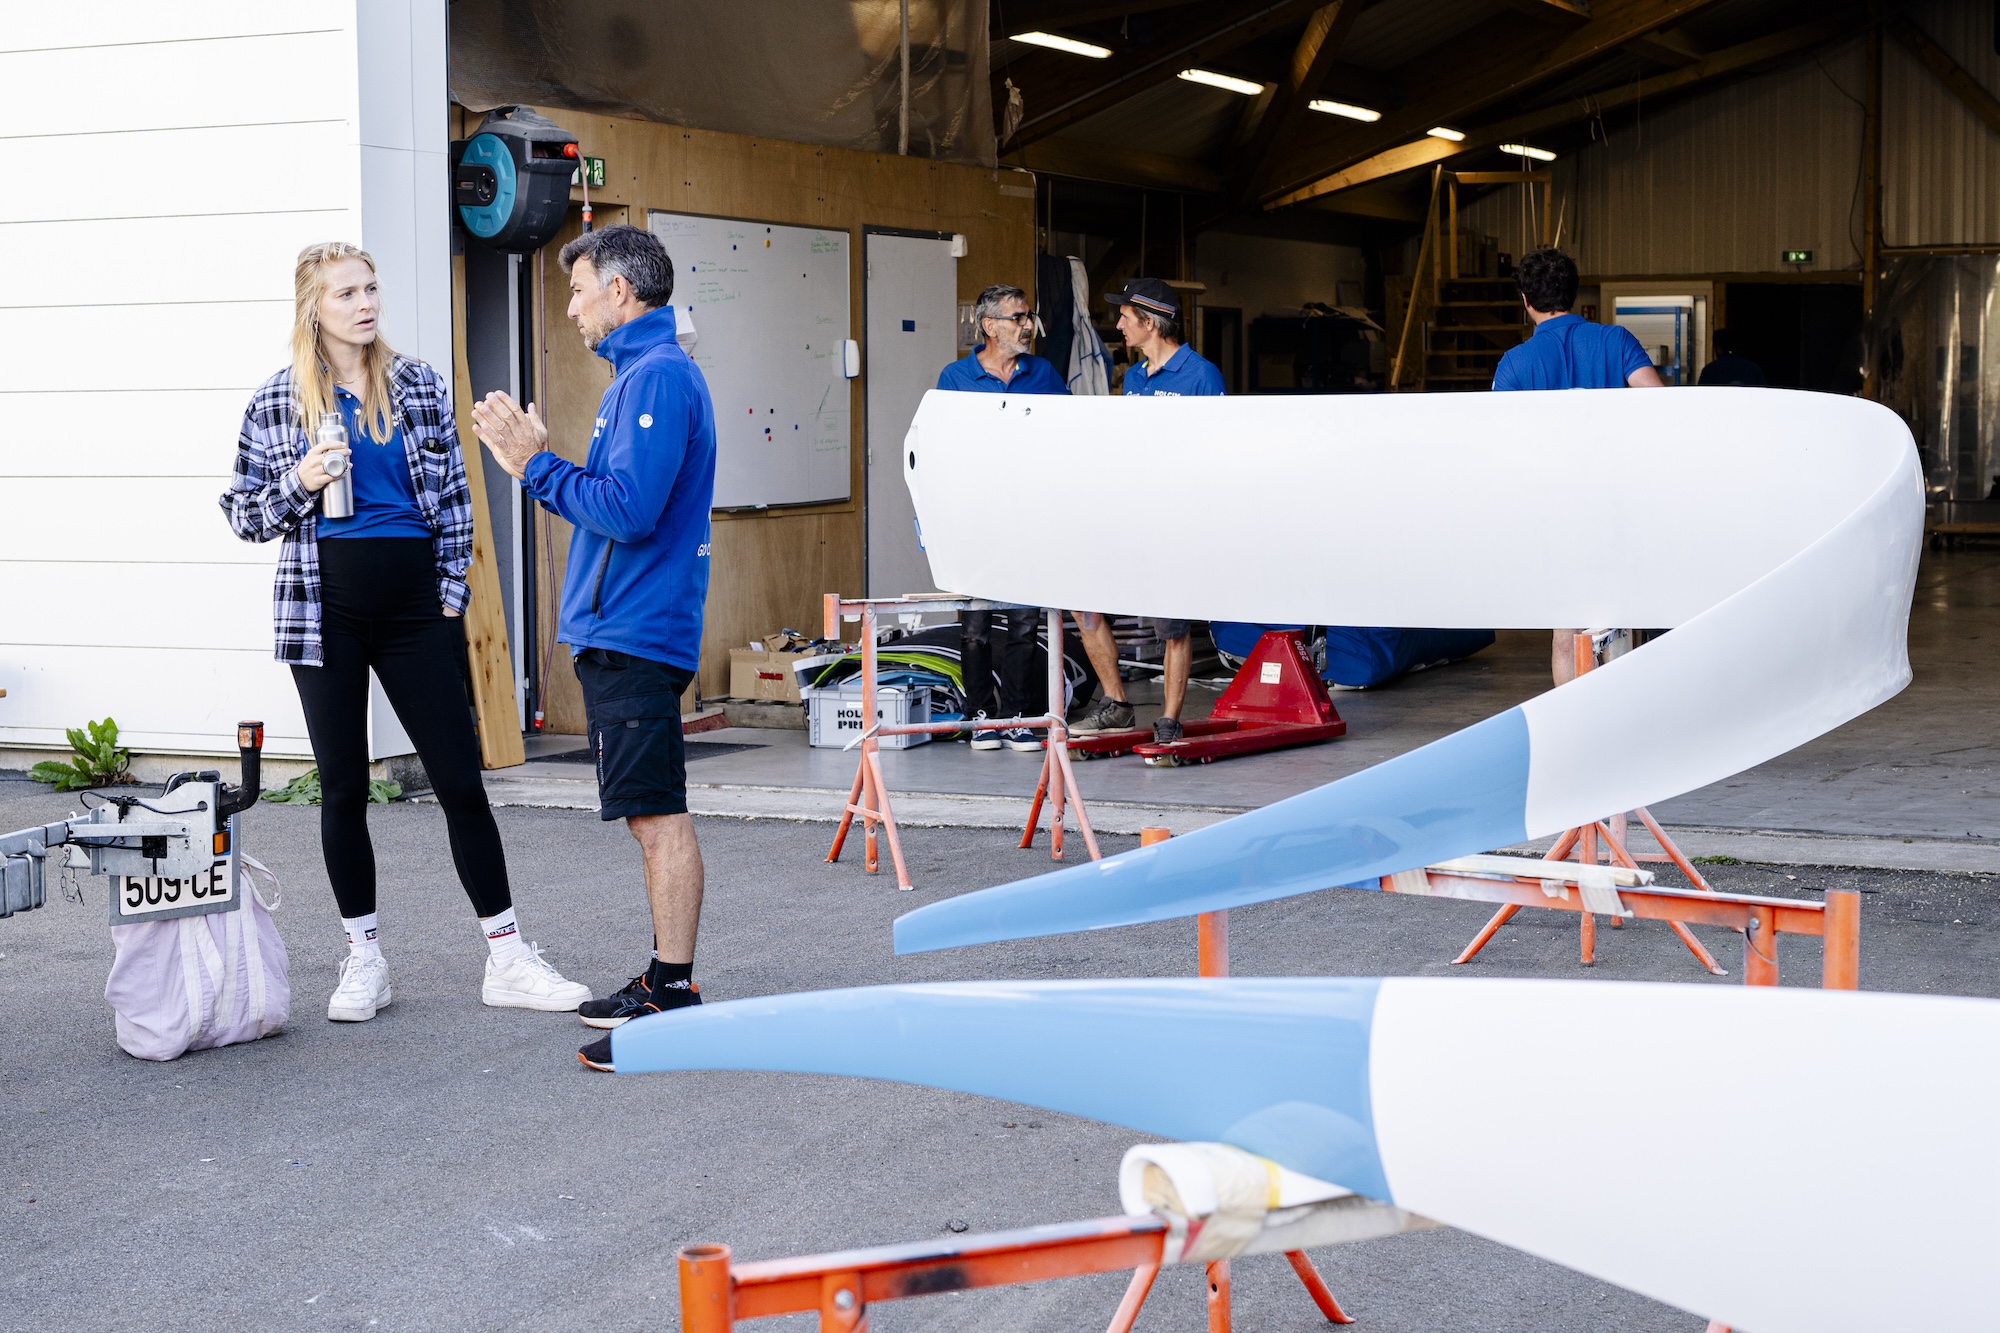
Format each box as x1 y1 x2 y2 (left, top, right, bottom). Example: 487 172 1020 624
316 385 430 540
936 348 1069 394
1493 313 1653 391
1124 343 1224 396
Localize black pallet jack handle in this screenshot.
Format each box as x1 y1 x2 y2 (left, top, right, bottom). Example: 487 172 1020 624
218 721 264 819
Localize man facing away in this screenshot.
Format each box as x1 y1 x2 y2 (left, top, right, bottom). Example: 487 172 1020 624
1698 328 1766 387
935 283 1069 751
470 224 718 1072
1069 278 1224 745
1492 247 1663 684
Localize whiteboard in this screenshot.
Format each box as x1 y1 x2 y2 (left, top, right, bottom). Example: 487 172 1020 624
648 210 851 507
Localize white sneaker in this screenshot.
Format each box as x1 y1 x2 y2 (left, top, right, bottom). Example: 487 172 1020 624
328 954 392 1022
482 943 593 1012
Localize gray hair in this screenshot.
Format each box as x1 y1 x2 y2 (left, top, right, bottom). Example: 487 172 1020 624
973 283 1029 329
559 224 674 307
1138 308 1178 343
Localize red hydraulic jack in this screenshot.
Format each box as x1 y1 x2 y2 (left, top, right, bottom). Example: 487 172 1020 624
1068 630 1346 766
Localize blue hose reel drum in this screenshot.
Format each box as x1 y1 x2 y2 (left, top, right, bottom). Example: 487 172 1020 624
452 106 577 253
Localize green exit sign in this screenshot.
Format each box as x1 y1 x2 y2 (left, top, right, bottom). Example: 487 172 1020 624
571 156 606 189
1783 249 1813 263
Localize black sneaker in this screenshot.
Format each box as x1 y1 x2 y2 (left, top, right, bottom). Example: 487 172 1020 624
1070 697 1136 734
1152 716 1184 744
577 972 649 1030
577 986 703 1072
578 1033 617 1071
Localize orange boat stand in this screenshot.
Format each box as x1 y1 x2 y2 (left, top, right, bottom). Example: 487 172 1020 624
1456 634 1748 978
1406 855 1862 989
822 594 1102 891
1118 828 1355 1330
1067 630 1345 765
677 1209 1359 1333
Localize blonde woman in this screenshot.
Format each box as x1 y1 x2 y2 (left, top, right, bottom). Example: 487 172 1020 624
220 242 591 1022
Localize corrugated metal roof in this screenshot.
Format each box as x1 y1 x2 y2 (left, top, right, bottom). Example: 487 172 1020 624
1451 23 1898 274
1881 0 2000 248
1455 0 2000 272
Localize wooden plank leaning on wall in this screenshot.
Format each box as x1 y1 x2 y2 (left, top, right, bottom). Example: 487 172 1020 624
449 252 526 769
513 108 1037 732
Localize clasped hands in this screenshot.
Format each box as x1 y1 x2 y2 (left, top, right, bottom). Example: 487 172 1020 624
470 391 549 480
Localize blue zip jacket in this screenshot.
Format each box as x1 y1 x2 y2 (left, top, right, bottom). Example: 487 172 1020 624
524 305 717 672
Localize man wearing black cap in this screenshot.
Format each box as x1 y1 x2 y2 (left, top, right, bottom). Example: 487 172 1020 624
1069 278 1225 745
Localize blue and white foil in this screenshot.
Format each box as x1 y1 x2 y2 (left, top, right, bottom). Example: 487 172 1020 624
890 387 1923 953
613 978 2000 1333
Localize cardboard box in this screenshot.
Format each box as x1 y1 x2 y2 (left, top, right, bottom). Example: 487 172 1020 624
729 647 816 703
804 682 932 750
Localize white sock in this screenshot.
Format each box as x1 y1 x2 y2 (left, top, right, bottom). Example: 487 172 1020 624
481 907 531 966
342 913 382 961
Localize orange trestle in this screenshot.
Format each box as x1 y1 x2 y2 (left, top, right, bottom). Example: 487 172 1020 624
823 597 1101 890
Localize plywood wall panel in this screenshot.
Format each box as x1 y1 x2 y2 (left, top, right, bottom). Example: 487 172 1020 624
498 110 1034 714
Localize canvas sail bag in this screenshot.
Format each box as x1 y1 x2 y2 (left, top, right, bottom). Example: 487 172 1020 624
103 854 290 1061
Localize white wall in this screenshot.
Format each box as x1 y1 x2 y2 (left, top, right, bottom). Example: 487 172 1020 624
0 0 450 761
1194 232 1369 319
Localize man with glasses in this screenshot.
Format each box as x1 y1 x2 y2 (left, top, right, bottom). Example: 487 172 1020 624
935 284 1067 750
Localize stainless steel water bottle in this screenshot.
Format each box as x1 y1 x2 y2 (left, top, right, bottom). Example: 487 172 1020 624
317 411 354 519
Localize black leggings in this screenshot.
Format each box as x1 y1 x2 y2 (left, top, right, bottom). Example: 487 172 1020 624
291 537 511 920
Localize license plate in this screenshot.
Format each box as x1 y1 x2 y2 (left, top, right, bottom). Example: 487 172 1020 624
111 858 236 923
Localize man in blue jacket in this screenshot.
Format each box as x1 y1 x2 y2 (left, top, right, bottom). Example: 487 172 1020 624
470 224 717 1071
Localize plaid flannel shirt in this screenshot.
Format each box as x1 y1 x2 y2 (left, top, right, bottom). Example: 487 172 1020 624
219 356 474 665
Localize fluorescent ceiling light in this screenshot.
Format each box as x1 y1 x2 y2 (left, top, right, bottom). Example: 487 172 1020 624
1500 142 1557 161
1179 68 1266 96
1011 31 1112 58
1427 126 1466 142
1308 99 1381 122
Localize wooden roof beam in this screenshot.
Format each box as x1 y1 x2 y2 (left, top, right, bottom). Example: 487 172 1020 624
1002 138 1224 194
1230 1 1365 205
995 0 1326 151
1255 0 1732 205
1269 9 1862 207
1888 16 2000 137
1625 26 1708 67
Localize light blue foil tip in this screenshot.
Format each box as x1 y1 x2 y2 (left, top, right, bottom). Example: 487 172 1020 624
612 976 1391 1201
893 706 1533 953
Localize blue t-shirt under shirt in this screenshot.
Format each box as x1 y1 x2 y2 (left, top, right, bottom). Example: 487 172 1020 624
317 385 430 540
1492 314 1653 391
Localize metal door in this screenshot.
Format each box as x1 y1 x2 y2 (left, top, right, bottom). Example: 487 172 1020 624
864 230 958 596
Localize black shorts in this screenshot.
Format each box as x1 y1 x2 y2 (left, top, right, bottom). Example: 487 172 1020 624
573 648 694 821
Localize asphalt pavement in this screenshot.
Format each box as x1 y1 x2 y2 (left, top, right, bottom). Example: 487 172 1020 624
2 771 1994 1332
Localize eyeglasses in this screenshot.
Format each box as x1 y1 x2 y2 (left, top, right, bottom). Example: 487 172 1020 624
985 312 1036 325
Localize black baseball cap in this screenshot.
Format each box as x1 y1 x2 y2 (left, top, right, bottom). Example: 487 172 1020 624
1105 277 1179 318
